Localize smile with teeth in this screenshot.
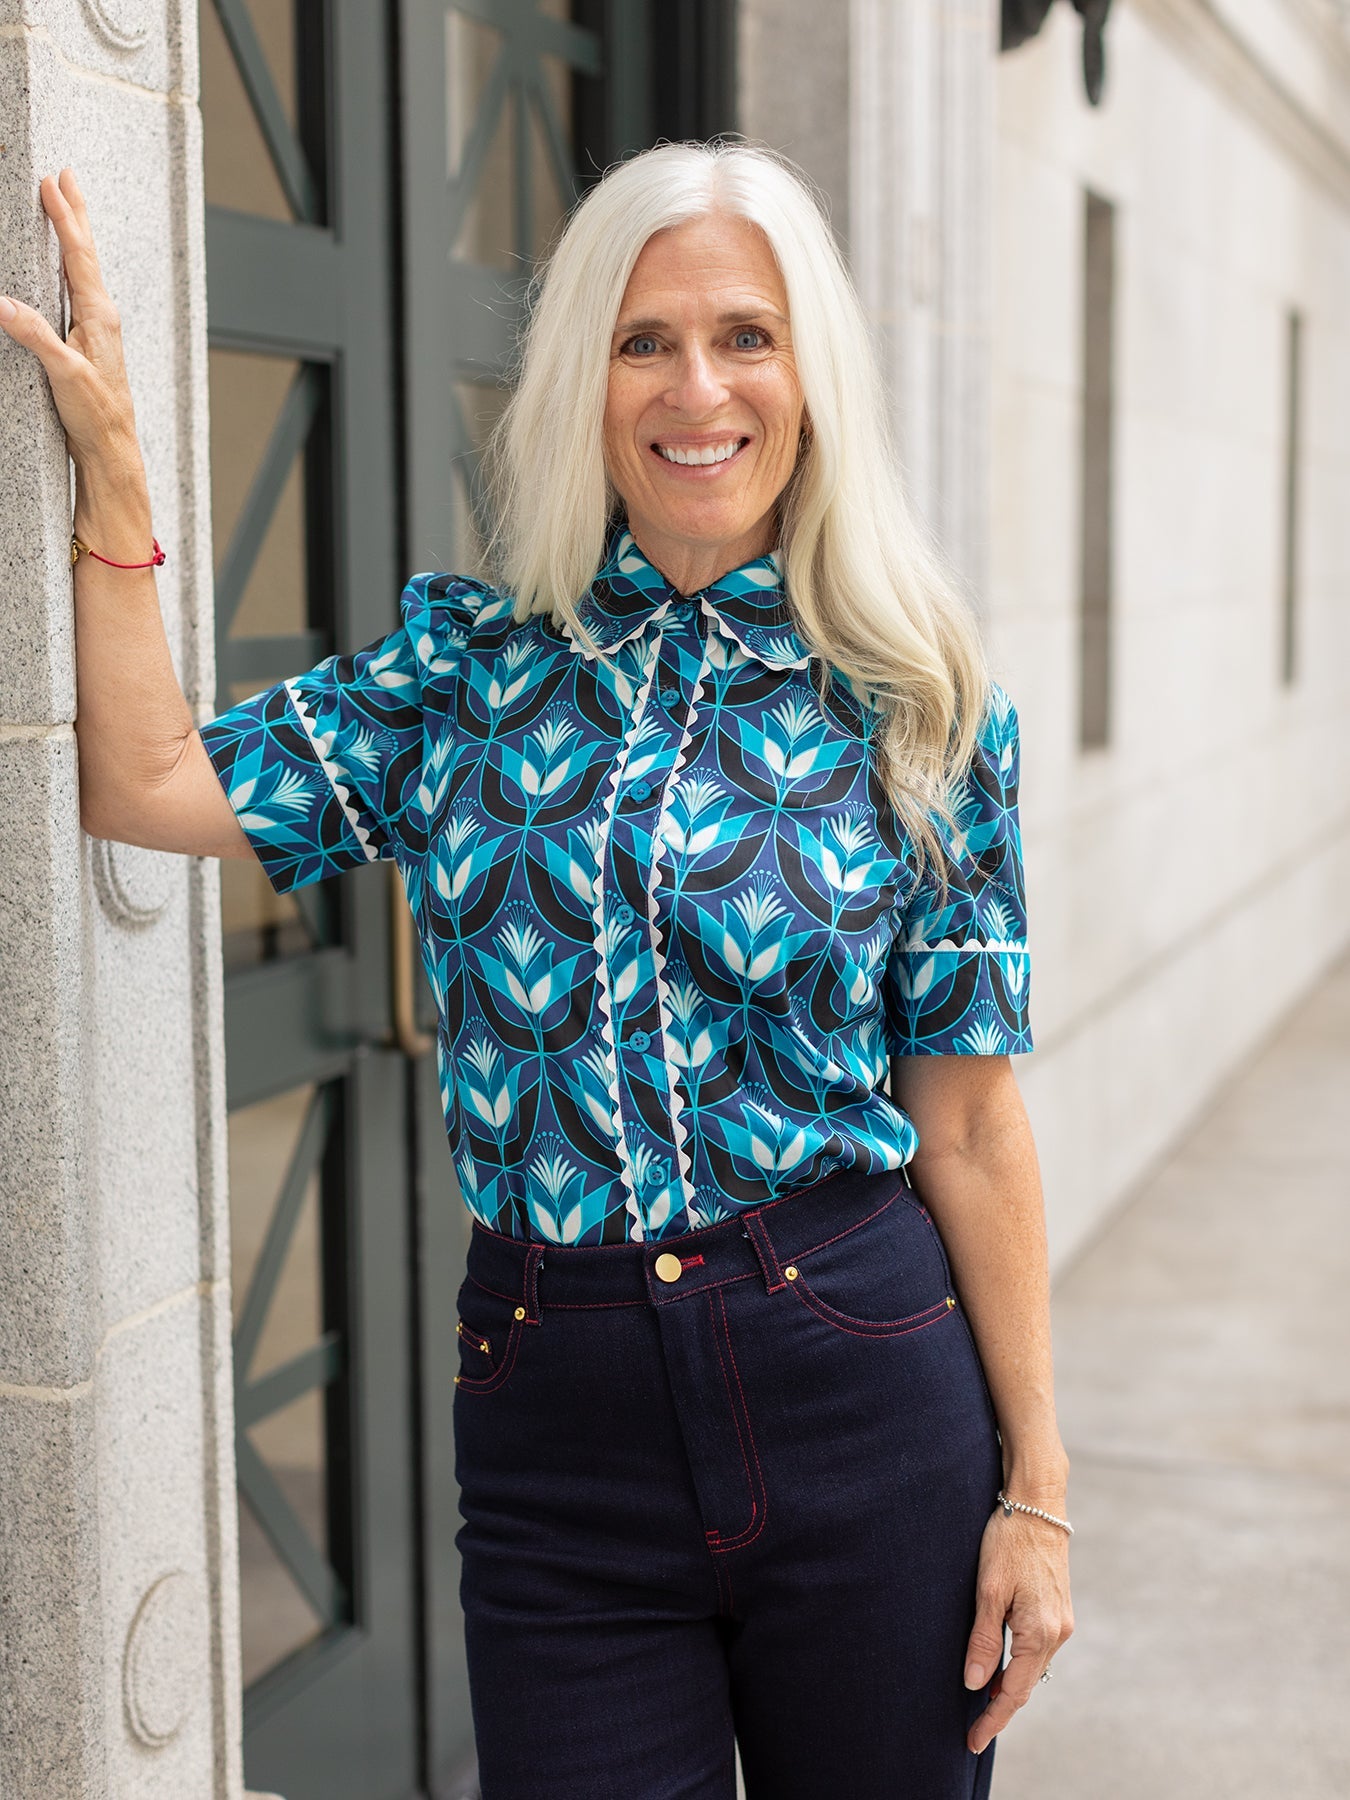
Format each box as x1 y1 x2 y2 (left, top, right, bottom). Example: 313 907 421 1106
654 437 748 466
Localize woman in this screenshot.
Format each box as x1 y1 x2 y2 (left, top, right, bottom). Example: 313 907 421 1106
4 143 1073 1798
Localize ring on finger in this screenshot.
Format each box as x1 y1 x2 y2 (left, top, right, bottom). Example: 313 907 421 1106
1039 1664 1053 1683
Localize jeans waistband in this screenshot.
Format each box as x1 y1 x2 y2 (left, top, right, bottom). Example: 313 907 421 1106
463 1163 917 1319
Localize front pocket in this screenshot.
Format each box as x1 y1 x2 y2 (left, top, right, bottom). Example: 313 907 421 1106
782 1192 955 1336
786 1273 956 1339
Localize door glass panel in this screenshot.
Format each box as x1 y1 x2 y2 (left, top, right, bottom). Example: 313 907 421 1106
447 13 515 271
444 1 586 564
238 1391 328 1686
209 349 309 647
447 1 578 272
527 77 570 260
229 1083 350 1688
208 344 334 969
450 378 511 575
201 0 300 222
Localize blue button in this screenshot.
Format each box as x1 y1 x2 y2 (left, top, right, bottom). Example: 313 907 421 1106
659 687 680 708
614 903 635 927
627 1029 650 1052
627 780 652 804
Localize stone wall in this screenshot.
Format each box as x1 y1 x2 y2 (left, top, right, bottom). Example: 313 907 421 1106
990 0 1350 1268
0 5 241 1796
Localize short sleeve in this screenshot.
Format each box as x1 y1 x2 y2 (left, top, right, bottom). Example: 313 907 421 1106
200 571 486 893
884 683 1033 1056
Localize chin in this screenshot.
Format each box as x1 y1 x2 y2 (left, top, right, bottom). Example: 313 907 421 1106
655 501 757 543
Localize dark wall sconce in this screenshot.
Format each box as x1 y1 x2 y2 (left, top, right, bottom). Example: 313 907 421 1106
1001 0 1114 106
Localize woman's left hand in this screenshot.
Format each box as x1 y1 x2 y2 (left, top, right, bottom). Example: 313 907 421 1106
962 1504 1075 1755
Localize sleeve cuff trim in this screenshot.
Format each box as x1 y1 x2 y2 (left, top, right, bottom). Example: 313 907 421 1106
283 678 381 864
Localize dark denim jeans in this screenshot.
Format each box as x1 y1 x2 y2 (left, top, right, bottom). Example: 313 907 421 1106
453 1166 1003 1799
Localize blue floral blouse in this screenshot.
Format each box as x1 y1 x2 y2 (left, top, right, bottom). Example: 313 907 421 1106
200 528 1032 1245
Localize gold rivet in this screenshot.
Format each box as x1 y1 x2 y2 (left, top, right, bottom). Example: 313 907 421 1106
654 1252 684 1284
454 1374 461 1384
480 1339 490 1352
514 1305 526 1320
946 1295 955 1308
784 1265 799 1280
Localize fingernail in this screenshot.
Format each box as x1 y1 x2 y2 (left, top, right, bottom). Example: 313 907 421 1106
0 297 15 323
965 1663 984 1689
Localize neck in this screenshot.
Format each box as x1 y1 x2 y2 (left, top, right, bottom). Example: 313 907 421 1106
626 518 775 597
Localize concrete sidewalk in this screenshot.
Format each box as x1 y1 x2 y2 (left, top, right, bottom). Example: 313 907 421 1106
994 955 1350 1798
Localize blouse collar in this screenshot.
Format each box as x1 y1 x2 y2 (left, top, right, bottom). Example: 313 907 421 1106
570 526 813 671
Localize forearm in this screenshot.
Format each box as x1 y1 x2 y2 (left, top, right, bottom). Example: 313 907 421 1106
908 1074 1068 1501
71 447 196 835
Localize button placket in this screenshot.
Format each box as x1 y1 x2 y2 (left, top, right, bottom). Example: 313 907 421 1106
601 612 704 1234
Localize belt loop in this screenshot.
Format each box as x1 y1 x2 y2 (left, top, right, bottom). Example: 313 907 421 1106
742 1209 787 1294
523 1245 545 1324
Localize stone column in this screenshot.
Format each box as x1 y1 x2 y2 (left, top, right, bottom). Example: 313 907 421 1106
849 0 998 604
0 6 245 1797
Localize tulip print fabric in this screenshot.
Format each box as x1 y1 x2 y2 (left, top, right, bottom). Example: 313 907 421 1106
200 529 1032 1244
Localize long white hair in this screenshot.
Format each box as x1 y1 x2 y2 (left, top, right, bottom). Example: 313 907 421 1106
485 140 990 872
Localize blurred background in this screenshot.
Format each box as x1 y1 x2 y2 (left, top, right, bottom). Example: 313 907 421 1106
0 3 1345 1798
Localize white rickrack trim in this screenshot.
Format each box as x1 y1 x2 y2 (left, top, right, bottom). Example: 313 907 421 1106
646 638 712 1223
588 640 660 1238
562 597 676 663
905 938 1031 959
698 596 813 672
283 679 380 863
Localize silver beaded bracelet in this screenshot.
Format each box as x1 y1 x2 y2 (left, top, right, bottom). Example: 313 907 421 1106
997 1489 1074 1536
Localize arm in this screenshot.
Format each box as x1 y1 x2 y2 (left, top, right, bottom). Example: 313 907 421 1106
892 1051 1074 1756
1 167 251 859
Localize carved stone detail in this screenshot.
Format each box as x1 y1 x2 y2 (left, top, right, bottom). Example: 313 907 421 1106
89 839 170 928
78 0 150 53
122 1570 205 1748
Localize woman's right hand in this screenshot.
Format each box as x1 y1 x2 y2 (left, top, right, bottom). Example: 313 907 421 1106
0 166 253 861
0 166 146 485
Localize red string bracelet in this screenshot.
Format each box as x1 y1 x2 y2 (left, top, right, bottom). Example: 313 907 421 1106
70 535 166 569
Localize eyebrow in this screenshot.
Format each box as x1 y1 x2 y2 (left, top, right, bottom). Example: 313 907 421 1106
613 308 789 336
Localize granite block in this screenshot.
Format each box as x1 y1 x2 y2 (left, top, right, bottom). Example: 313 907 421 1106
86 831 203 1327
0 38 80 728
96 1290 216 1794
0 36 210 728
0 34 206 727
0 728 96 1389
0 0 198 100
0 1382 108 1798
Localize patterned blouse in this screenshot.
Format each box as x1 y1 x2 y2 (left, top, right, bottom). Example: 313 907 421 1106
200 528 1032 1245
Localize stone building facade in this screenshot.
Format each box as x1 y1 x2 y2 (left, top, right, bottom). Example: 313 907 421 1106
0 2 1345 1796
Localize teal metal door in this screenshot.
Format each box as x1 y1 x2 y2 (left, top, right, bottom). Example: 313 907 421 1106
202 3 417 1797
203 2 733 1795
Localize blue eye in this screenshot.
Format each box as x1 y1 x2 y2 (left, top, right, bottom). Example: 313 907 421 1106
733 328 767 350
627 335 659 356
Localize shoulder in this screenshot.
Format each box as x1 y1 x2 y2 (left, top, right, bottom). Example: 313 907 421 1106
974 680 1021 778
398 571 517 665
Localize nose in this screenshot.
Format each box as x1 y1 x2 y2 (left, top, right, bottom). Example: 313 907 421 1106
663 340 728 417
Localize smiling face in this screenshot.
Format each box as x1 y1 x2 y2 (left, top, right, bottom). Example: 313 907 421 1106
603 210 805 593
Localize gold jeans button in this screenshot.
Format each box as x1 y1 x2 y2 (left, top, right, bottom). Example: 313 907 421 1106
654 1252 684 1284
